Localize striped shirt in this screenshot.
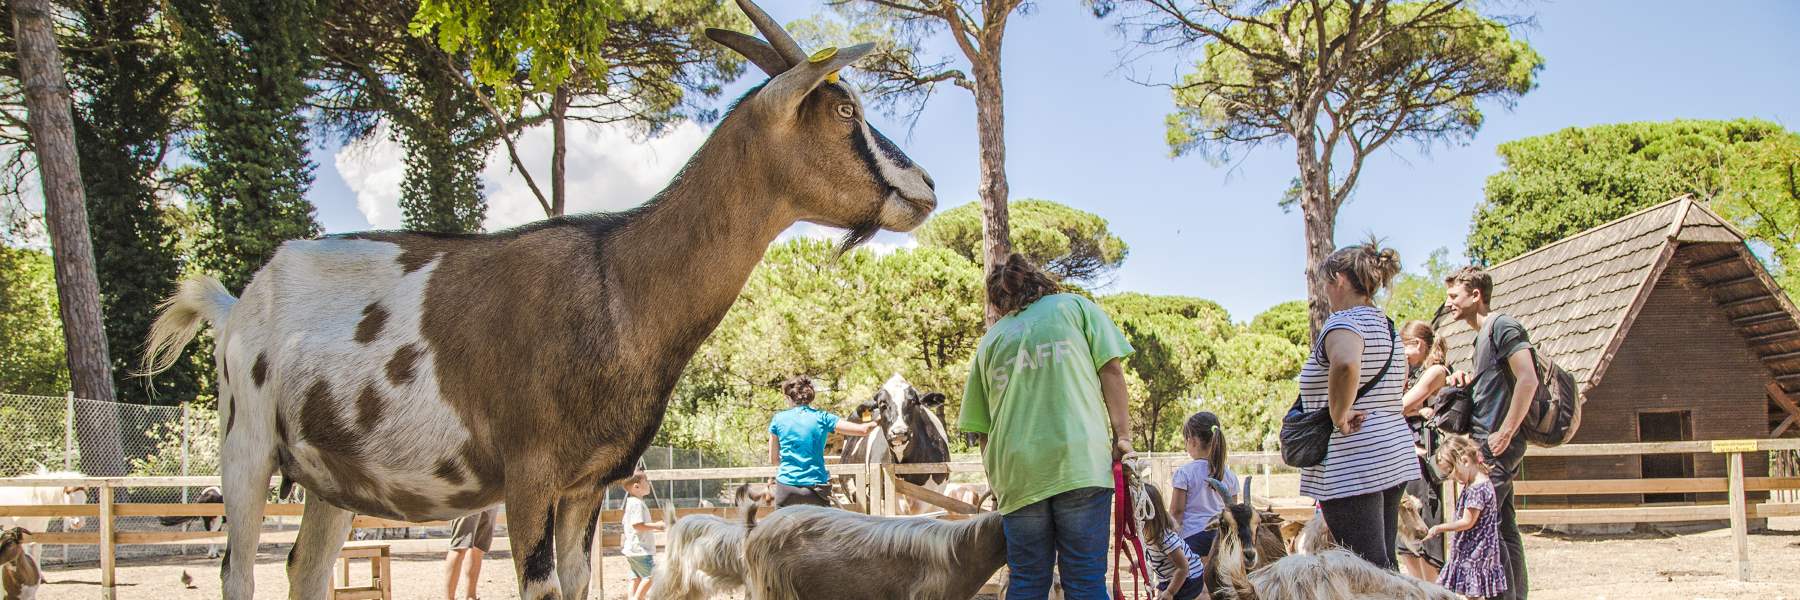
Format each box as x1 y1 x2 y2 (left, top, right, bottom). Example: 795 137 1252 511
1143 527 1204 590
1297 306 1420 501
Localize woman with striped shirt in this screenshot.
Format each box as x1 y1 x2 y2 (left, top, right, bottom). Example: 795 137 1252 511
1297 239 1419 569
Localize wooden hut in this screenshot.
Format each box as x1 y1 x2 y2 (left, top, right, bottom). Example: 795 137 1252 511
1435 198 1800 507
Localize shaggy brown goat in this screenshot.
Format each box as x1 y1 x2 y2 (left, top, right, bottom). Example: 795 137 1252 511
648 506 754 600
742 506 1006 600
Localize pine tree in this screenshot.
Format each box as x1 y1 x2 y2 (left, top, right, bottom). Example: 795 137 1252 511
65 0 197 405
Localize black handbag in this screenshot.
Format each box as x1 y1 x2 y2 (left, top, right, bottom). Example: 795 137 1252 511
1281 318 1396 468
1427 385 1474 434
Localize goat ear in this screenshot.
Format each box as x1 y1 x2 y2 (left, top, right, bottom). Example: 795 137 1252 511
921 392 946 408
705 29 790 77
756 43 876 117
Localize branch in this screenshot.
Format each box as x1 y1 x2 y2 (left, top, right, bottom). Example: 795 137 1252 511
433 49 553 217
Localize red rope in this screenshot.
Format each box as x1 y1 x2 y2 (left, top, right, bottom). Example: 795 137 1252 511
1112 462 1154 600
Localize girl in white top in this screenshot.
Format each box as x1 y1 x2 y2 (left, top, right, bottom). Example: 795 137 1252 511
1169 411 1238 557
1296 239 1418 570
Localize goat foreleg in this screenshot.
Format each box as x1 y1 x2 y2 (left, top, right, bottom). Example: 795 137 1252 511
553 490 605 600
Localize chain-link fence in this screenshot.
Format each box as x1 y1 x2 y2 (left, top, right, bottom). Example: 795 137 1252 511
2 393 756 565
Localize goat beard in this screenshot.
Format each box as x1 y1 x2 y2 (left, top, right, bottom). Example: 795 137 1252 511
835 205 885 256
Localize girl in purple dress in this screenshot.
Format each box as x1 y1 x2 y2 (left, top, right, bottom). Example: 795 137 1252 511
1427 435 1507 599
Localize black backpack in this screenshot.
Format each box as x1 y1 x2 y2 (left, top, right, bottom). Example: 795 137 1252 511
1484 316 1585 447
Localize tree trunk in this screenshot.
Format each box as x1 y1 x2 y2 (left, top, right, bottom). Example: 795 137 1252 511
1297 143 1337 339
550 85 569 217
973 58 1010 325
13 0 127 476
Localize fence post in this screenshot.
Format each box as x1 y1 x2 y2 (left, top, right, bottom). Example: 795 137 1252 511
63 391 74 470
1728 451 1749 581
100 483 115 600
181 405 191 503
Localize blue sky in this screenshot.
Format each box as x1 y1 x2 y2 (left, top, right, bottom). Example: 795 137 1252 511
306 0 1800 322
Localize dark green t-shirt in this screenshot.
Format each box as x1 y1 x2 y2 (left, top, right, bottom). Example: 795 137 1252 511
1472 313 1533 436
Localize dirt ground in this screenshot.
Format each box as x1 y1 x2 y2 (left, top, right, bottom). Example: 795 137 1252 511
31 525 1800 599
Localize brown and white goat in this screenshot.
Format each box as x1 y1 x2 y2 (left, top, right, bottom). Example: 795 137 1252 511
0 528 43 600
138 0 935 596
648 508 754 600
1282 493 1429 558
1205 490 1456 600
742 506 1005 600
1245 550 1459 600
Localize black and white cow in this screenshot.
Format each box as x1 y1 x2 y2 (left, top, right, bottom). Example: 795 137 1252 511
840 374 949 513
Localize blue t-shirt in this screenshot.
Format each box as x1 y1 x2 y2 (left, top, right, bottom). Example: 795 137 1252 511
770 405 841 486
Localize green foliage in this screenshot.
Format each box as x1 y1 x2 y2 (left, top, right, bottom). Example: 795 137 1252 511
171 0 323 291
1381 247 1454 325
396 69 490 234
1197 331 1304 451
1249 300 1309 347
1101 294 1227 452
664 240 986 456
407 0 744 118
1166 1 1542 162
129 406 220 477
0 247 69 395
410 0 618 103
1471 120 1800 297
64 0 198 405
917 199 1130 284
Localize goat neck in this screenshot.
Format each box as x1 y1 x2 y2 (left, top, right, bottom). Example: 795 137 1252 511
603 133 800 358
946 512 1009 598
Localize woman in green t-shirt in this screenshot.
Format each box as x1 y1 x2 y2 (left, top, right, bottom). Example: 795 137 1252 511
960 254 1136 600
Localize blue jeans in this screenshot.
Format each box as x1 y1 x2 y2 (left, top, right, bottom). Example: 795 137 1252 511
1002 486 1114 600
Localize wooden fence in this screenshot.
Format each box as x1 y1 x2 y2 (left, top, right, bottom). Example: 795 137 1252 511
3 438 1796 597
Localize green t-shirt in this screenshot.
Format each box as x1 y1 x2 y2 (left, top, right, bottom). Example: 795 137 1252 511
960 293 1134 514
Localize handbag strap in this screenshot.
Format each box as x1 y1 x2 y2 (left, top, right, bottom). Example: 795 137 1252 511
1354 317 1397 400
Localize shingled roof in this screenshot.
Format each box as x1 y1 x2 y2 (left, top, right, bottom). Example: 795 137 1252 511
1435 198 1800 403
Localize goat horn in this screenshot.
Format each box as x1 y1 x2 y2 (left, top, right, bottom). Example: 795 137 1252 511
733 0 805 68
1204 477 1232 499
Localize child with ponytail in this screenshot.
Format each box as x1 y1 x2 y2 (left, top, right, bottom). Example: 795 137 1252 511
1169 411 1238 558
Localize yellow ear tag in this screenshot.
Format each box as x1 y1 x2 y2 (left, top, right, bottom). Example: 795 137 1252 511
809 47 838 63
825 70 841 84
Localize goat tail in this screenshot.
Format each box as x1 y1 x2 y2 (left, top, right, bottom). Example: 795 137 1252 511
140 276 237 377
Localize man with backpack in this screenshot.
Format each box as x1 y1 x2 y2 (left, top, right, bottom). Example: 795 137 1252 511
1444 266 1535 600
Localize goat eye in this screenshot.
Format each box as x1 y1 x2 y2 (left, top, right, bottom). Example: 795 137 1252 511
835 104 856 120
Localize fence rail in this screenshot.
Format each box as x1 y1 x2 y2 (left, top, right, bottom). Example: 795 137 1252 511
4 439 1797 597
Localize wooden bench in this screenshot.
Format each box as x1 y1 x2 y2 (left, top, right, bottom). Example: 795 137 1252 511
333 543 392 600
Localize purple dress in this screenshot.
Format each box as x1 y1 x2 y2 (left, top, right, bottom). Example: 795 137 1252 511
1438 479 1506 598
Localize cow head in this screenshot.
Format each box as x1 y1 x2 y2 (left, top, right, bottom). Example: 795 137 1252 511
866 373 947 461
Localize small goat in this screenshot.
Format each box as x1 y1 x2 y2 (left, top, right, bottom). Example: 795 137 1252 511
1395 494 1431 559
1246 550 1459 600
1283 493 1429 558
742 506 1006 600
648 506 754 600
941 483 994 512
1 527 44 600
1206 492 1457 600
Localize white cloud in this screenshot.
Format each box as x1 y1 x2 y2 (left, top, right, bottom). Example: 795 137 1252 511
335 128 407 230
337 118 710 232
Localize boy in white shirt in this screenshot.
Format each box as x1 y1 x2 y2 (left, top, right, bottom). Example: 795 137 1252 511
621 472 666 600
